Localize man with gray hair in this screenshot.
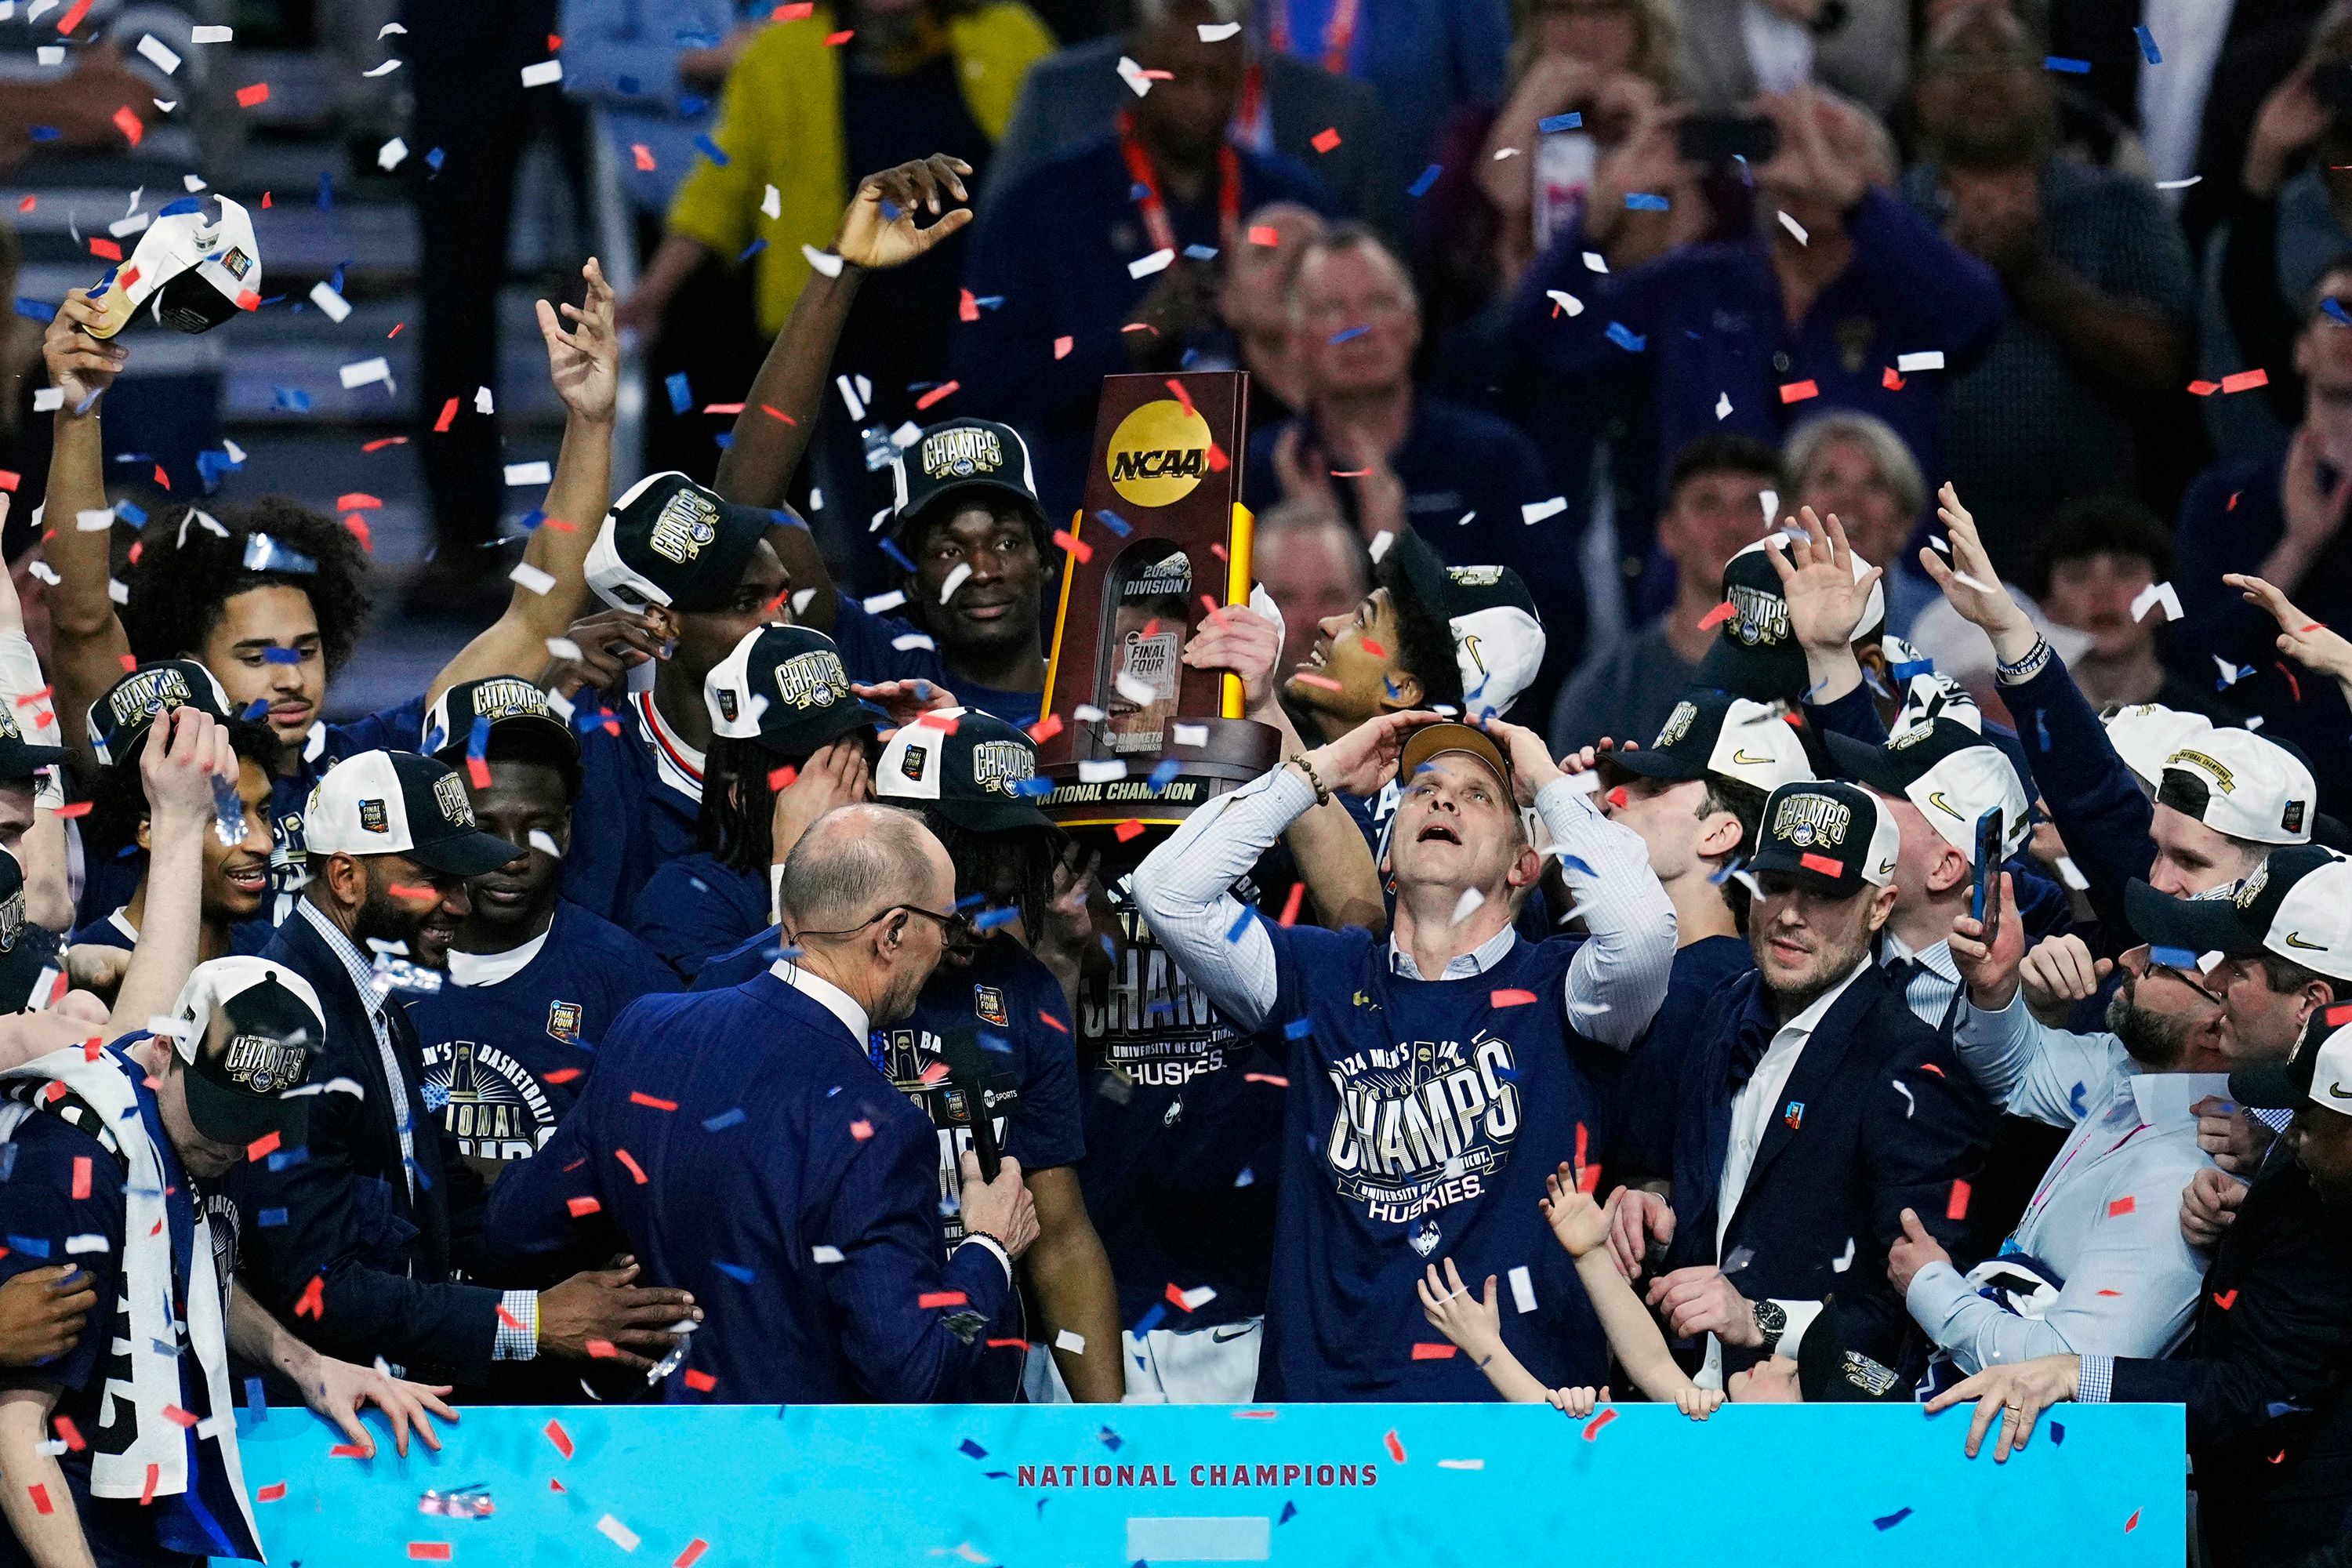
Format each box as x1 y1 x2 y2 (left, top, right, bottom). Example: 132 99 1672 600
487 804 1042 1403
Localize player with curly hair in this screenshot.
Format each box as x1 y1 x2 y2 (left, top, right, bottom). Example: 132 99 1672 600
36 260 624 921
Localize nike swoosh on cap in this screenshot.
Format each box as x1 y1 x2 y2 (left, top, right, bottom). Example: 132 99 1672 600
1731 750 1773 765
2285 932 2329 951
2331 1082 2352 1099
1926 790 1964 819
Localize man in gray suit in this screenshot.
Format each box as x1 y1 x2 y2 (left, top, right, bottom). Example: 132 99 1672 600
986 0 1404 243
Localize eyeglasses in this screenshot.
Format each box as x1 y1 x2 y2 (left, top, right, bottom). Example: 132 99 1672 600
794 903 973 947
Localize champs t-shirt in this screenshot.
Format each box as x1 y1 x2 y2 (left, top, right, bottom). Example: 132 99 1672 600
402 901 678 1181
1255 925 1613 1401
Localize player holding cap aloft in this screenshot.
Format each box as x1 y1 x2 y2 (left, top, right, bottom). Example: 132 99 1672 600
1133 708 1677 1399
407 679 679 1186
0 956 456 1568
38 260 623 924
1627 779 1988 1391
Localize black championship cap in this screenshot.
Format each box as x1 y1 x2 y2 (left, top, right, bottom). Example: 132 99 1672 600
2125 844 2352 979
168 957 322 1145
586 472 772 614
1749 779 1902 897
303 750 524 877
873 708 1055 834
423 677 583 792
705 624 887 760
891 418 1043 535
1797 1301 1914 1403
1695 535 1886 703
87 659 233 769
1610 688 1815 793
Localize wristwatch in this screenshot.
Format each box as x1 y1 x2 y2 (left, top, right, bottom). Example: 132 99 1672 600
1752 1298 1788 1354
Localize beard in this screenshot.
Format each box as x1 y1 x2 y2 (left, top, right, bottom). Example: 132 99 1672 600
2107 973 2193 1071
352 877 428 954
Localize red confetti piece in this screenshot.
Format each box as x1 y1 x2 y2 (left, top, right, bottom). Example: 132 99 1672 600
1918 1062 1946 1077
257 1483 286 1501
466 755 491 790
629 1091 679 1111
566 1196 601 1217
2125 1510 2140 1533
408 1545 452 1561
1697 600 1737 630
71 1156 90 1200
768 764 800 792
544 1068 583 1084
1946 1179 1971 1221
958 289 980 323
1053 335 1073 359
1207 441 1232 473
545 1418 574 1458
682 1370 716 1394
2220 368 2270 393
1582 1408 1619 1440
585 1338 618 1359
1778 379 1820 403
1114 818 1146 842
1490 988 1538 1007
824 27 854 42
161 1404 196 1427
295 1276 326 1319
1291 671 1343 691
675 1541 711 1568
496 1303 526 1331
1038 1010 1068 1033
986 1338 1031 1349
89 237 122 262
2327 1003 2352 1028
56 0 91 28
1244 1072 1290 1086
1310 127 1342 153
261 191 272 207
328 1443 369 1458
1359 637 1388 659
29 1483 51 1515
1881 367 1905 390
1053 528 1093 563
1248 224 1280 245
2213 1289 2238 1310
1410 1342 1457 1359
152 464 172 491
1164 379 1198 419
633 143 657 171
850 1119 874 1140
1577 1160 1603 1193
236 82 271 107
433 397 459 433
14 196 31 212
51 1416 83 1451
362 436 408 452
1799 851 1842 877
615 1148 648 1185
111 106 144 147
0 472 14 492
1277 882 1306 927
247 1130 281 1161
702 403 744 415
1027 713 1063 743
2278 662 2303 702
337 492 384 511
2107 1196 2136 1218
915 380 960 411
140 1465 159 1505
2227 491 2240 510
2186 379 2220 396
1166 1282 1195 1311
1383 1429 1406 1463
1606 785 1629 811
917 1290 968 1308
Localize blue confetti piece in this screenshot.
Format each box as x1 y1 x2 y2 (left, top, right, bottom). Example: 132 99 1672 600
1129 182 1151 201
258 1207 289 1227
2149 946 2201 971
1605 321 1646 352
266 1145 309 1172
1889 658 1934 683
1328 325 1367 343
1013 776 1054 797
1094 508 1133 536
273 387 313 412
2266 1399 2311 1418
960 1439 989 1459
2043 55 2091 71
680 95 709 117
878 537 917 574
1225 906 1258 943
30 127 60 143
1099 1425 1123 1451
1556 853 1595 877
703 1108 746 1132
1148 759 1182 789
973 295 1004 310
245 1376 266 1419
1278 1501 1298 1525
1284 1017 1315 1039
114 500 147 528
517 508 548 532
2068 1081 2087 1117
260 646 304 666
1537 111 1583 132
694 134 731 165
713 1260 755 1283
2048 1420 2063 1444
2135 26 2160 62
618 74 641 93
317 172 336 209
1407 162 1443 197
1874 1508 1913 1530
975 906 1021 931
158 197 202 218
956 891 989 911
736 238 768 263
466 713 491 759
880 198 902 221
7 1236 49 1258
425 147 445 171
1133 1302 1167 1336
977 1030 1011 1054
1624 191 1670 210
13 297 56 322
666 371 692 415
1182 243 1219 260
240 700 271 723
2326 298 2352 328
2034 711 2052 752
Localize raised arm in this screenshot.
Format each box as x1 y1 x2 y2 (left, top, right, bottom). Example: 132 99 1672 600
36 291 136 761
1947 872 2127 1126
106 707 233 1035
426 260 617 706
1548 1174 1719 1414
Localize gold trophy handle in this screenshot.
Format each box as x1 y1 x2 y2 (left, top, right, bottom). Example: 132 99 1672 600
1221 501 1254 719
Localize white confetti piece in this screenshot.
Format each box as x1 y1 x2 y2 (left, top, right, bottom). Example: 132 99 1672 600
1437 1458 1486 1470
2155 175 2201 190
338 356 393 390
520 58 564 87
35 45 62 64
1951 570 1997 594
1928 535 1951 554
1544 289 1584 317
862 590 906 614
1777 209 1807 244
107 212 150 238
803 245 844 278
362 57 401 76
1196 20 1240 38
1893 1080 1915 1117
1116 53 1153 96
1078 759 1128 783
1715 391 1732 420
527 829 562 858
191 24 233 42
2056 855 2089 891
811 1244 844 1263
1832 1236 1856 1272
1129 247 1176 278
1367 528 1395 562
1492 146 1523 160
183 174 207 191
546 690 575 721
594 1514 640 1552
75 509 114 533
1172 722 1207 746
223 436 246 465
65 1233 108 1254
891 632 937 651
503 460 553 487
1055 1328 1087 1353
790 587 820 615
378 21 406 34
307 281 351 322
474 385 495 414
136 33 181 73
1178 1284 1218 1311
509 562 556 596
760 183 781 220
376 136 407 171
1563 768 1602 793
890 421 921 449
33 388 61 413
1451 887 1485 924
1075 704 1106 723
2130 581 2182 622
1581 251 1609 274
1521 496 1567 526
1508 1264 1536 1313
543 637 583 661
835 373 866 421
938 561 972 604
1896 350 1946 372
1114 670 1158 706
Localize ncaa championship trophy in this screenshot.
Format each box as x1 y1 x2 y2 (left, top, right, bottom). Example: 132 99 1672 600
1034 371 1281 827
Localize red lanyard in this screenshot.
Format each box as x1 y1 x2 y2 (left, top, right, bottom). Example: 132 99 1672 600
1232 61 1270 151
1116 111 1242 256
1269 0 1359 74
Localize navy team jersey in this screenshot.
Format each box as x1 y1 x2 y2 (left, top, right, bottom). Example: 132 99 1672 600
1255 924 1613 1401
826 592 1043 725
402 901 678 1181
630 853 768 982
67 906 275 958
0 1055 260 1566
560 691 705 926
1076 862 1287 1330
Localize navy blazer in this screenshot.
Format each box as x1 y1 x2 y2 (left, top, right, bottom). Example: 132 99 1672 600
227 908 502 1385
485 971 1014 1405
1663 963 1990 1377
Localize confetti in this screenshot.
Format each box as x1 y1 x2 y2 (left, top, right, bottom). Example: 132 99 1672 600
566 1195 601 1217
236 82 271 107
1779 379 1820 403
2043 55 2090 71
1874 1507 1913 1530
408 1543 451 1560
1946 1180 1971 1221
2136 24 2161 60
596 1515 641 1552
521 59 564 87
1521 496 1567 525
1383 1429 1406 1462
1408 164 1443 197
1128 248 1175 278
2107 1196 2136 1218
1581 1409 1618 1440
1490 988 1538 1007
1410 1342 1458 1359
919 1290 969 1308
1311 127 1342 153
2214 1289 2238 1310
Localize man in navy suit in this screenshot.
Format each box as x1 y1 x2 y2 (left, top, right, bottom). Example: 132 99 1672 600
1635 779 1990 1389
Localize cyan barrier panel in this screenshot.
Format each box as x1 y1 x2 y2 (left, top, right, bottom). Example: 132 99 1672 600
227 1401 2184 1566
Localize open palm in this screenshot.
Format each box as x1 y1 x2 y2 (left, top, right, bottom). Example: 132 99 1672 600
538 256 619 423
835 155 976 270
1766 506 1881 651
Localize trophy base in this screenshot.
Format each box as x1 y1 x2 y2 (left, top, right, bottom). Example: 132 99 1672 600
1039 716 1283 831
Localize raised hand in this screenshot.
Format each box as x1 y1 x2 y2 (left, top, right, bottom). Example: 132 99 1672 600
1541 1163 1613 1258
1949 869 2027 1009
42 290 128 410
1886 1207 1951 1297
1300 709 1444 797
1764 506 1882 653
2227 572 2352 699
1270 423 1338 512
770 735 873 868
2016 932 2113 1020
1416 1258 1504 1357
1917 484 2035 663
834 155 975 270
539 257 619 423
1475 713 1565 804
853 679 959 734
1180 602 1283 715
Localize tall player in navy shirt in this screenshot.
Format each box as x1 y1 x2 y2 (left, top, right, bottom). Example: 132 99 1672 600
1135 710 1679 1399
408 677 677 1189
38 261 625 926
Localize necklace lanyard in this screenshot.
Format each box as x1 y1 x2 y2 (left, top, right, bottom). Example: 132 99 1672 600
1269 0 1359 75
2016 1114 2151 1238
1116 111 1242 256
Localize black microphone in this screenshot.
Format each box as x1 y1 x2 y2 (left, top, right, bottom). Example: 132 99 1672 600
938 1025 1003 1183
